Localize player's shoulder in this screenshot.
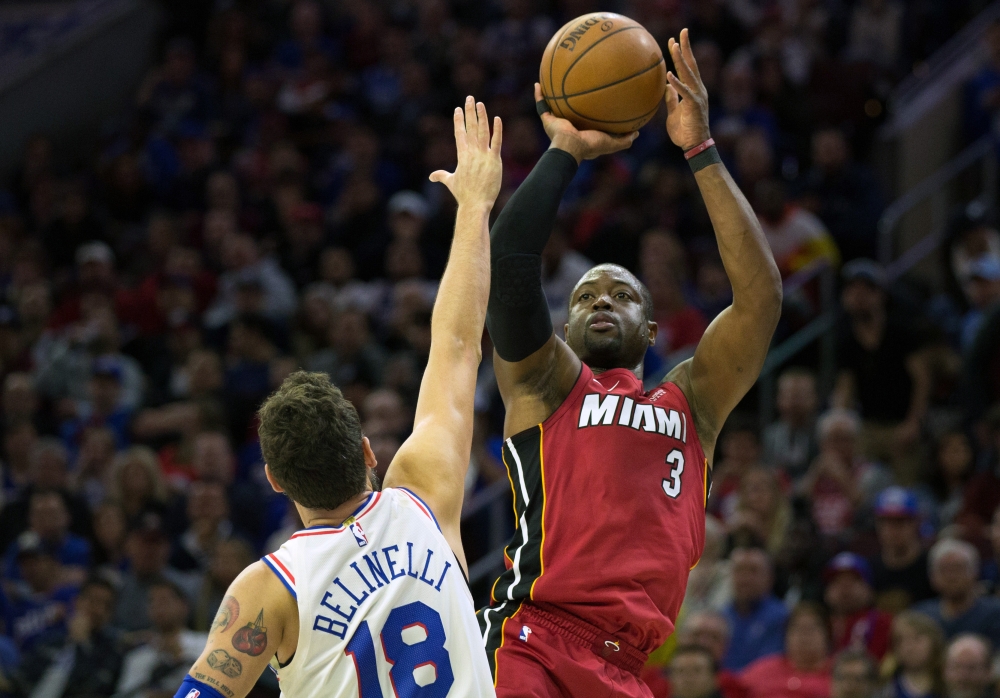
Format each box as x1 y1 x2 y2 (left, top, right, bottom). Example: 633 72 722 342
382 486 443 533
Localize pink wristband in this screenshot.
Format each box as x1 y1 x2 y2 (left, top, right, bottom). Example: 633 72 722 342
684 138 715 160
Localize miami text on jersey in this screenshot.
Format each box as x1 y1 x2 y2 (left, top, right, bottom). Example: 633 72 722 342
577 393 688 442
312 541 453 640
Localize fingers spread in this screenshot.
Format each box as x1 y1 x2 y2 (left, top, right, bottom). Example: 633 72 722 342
665 82 679 113
476 101 489 149
669 38 698 89
667 71 695 100
680 29 702 82
452 106 467 152
491 115 503 153
464 95 477 147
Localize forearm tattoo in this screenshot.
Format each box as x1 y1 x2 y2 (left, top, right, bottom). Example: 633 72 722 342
206 649 243 678
193 671 234 698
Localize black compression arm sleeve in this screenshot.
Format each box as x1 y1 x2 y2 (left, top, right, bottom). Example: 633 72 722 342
487 148 578 362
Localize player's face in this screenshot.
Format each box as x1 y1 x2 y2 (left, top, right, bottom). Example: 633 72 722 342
565 268 654 371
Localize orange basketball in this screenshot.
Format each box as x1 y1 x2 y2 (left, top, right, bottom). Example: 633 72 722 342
540 13 666 134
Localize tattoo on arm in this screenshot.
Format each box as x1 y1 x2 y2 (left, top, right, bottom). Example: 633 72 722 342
193 672 234 698
213 596 240 634
206 649 243 678
231 609 268 657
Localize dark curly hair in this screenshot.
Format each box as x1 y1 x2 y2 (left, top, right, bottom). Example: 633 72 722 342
257 371 367 510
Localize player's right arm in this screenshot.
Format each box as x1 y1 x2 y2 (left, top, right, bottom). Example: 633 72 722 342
175 562 298 698
489 83 636 436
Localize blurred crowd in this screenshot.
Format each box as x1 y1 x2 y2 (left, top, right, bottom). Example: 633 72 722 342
0 0 1000 697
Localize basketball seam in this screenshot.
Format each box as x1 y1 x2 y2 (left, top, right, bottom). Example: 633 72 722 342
559 25 643 98
562 88 663 124
559 56 664 98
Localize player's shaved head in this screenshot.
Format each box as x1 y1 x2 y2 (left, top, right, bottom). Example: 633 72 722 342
564 264 657 374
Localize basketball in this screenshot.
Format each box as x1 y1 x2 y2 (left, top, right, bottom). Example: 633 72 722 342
539 13 667 134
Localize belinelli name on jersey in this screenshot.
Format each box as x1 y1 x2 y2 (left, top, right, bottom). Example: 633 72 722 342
312 541 454 640
576 393 688 443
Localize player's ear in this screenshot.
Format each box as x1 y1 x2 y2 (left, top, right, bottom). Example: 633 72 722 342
647 321 658 346
361 436 377 471
563 323 570 338
263 464 284 494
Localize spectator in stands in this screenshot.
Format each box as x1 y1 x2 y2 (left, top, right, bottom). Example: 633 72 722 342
958 256 1000 350
2 490 89 585
1 420 36 507
204 234 297 329
722 547 788 671
883 611 946 698
669 645 726 698
762 368 819 481
869 487 935 613
823 552 892 660
798 127 884 262
107 446 169 529
114 578 206 698
942 635 993 698
729 467 791 556
69 426 116 509
190 538 255 633
0 439 92 552
799 409 891 539
170 480 233 572
2 532 79 653
683 517 734 614
12 576 124 698
709 420 764 523
189 431 263 541
834 260 930 484
58 357 134 457
956 409 1000 547
925 430 976 529
754 178 840 280
91 503 127 583
740 602 832 698
114 515 195 633
914 539 1000 647
681 611 748 698
830 650 878 698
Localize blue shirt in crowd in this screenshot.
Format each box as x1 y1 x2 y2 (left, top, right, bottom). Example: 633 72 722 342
722 595 789 671
913 595 1000 647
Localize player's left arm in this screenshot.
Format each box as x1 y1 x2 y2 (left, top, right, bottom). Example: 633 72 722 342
663 29 783 462
383 96 502 570
175 562 298 698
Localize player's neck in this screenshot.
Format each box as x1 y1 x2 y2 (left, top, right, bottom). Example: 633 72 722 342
591 363 643 380
296 486 374 529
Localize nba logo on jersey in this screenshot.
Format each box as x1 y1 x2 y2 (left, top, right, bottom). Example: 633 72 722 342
184 690 200 698
348 520 368 548
519 625 532 642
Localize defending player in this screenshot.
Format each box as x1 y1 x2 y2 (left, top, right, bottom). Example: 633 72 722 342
480 29 783 697
172 96 501 698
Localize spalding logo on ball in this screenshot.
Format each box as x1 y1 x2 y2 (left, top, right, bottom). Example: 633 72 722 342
540 13 667 134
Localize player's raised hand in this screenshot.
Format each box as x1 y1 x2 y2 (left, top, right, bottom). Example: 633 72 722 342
429 95 502 209
665 28 711 151
535 83 637 164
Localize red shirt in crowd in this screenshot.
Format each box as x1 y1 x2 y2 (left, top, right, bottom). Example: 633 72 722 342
832 607 892 660
740 655 831 698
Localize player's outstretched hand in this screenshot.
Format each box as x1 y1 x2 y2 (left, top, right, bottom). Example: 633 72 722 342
429 95 502 210
535 83 637 164
665 28 711 151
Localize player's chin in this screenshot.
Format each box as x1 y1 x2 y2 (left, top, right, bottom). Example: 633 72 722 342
582 333 624 365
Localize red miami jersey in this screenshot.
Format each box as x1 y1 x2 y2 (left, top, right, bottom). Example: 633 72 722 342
479 364 709 657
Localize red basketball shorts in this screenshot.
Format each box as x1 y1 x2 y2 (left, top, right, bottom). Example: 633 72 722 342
482 601 653 698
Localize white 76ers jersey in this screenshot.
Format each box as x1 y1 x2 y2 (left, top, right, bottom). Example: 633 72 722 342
263 488 495 698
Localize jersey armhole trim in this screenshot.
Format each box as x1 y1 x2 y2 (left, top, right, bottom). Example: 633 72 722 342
262 555 297 600
397 487 442 532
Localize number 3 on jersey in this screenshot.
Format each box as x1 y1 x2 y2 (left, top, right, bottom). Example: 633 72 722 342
662 449 684 498
345 600 454 697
